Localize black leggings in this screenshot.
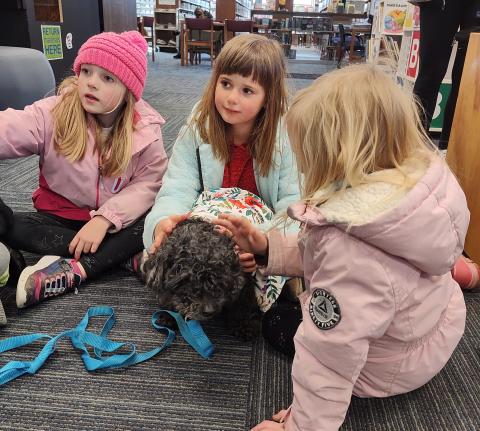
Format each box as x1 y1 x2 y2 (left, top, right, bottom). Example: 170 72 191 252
413 0 480 148
261 298 302 358
3 212 145 279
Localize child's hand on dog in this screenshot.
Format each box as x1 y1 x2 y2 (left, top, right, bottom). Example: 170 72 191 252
214 214 268 257
212 222 257 273
151 213 190 253
237 249 257 273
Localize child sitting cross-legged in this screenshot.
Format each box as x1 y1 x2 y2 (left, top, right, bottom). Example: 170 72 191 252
0 31 168 309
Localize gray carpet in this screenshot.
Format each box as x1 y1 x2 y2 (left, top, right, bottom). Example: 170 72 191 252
0 53 479 431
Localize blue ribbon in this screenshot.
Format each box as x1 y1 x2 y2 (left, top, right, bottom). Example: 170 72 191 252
0 306 214 386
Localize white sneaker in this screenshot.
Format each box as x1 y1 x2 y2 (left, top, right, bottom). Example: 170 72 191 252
16 256 81 308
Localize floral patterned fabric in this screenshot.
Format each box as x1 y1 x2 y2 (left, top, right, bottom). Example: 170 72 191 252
191 187 285 312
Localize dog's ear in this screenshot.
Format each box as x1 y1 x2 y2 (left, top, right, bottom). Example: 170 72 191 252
142 251 165 291
168 271 191 291
224 275 261 341
0 197 13 236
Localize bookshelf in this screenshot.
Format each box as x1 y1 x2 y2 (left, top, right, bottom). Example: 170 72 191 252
137 0 155 16
368 0 406 63
237 0 254 19
179 0 212 17
137 0 213 51
250 10 366 19
155 0 177 51
217 0 254 21
251 9 366 58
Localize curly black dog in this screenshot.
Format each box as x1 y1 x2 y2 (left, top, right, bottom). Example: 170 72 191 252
142 218 261 340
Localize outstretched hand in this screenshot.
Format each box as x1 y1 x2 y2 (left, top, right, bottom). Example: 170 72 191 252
214 214 268 257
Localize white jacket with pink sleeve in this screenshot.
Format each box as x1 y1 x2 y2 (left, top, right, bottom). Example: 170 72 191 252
265 158 469 431
0 96 168 232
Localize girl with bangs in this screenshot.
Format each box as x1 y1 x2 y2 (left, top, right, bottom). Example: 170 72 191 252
0 31 168 308
216 64 470 430
144 34 300 272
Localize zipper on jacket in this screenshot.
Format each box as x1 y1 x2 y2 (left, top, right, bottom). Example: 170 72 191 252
95 154 101 209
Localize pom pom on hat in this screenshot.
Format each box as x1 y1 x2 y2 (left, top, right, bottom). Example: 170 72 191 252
74 31 148 101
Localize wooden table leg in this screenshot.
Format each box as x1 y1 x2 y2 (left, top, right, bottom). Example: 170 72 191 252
349 29 356 62
181 27 185 66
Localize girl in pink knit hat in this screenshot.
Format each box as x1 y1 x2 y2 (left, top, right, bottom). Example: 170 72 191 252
0 31 168 308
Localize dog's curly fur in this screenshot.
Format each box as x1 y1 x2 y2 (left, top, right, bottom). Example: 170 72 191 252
142 219 261 340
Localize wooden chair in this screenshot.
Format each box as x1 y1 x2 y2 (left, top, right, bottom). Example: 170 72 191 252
183 18 215 66
139 16 155 61
335 24 365 68
224 19 254 44
349 24 371 62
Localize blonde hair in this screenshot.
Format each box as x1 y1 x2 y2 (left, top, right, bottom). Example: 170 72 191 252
286 64 436 206
194 34 288 177
52 76 136 177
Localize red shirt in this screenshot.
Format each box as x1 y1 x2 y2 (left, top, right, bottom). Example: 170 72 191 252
33 173 91 221
222 144 259 196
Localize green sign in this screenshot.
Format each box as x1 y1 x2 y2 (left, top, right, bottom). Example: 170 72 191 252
41 25 63 61
429 81 452 132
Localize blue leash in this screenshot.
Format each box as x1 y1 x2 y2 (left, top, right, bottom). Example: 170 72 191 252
151 310 215 359
0 306 214 386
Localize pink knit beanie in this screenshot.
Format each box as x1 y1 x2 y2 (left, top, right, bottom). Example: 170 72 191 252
73 31 148 101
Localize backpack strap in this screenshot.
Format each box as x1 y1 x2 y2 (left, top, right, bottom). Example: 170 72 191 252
196 146 205 192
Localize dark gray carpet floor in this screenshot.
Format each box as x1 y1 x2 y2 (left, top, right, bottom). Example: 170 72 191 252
0 53 479 431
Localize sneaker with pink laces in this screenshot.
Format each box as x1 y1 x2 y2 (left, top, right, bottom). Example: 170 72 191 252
16 256 82 308
451 255 480 290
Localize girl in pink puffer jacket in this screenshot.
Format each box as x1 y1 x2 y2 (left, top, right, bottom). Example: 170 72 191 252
0 31 167 309
216 64 472 431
